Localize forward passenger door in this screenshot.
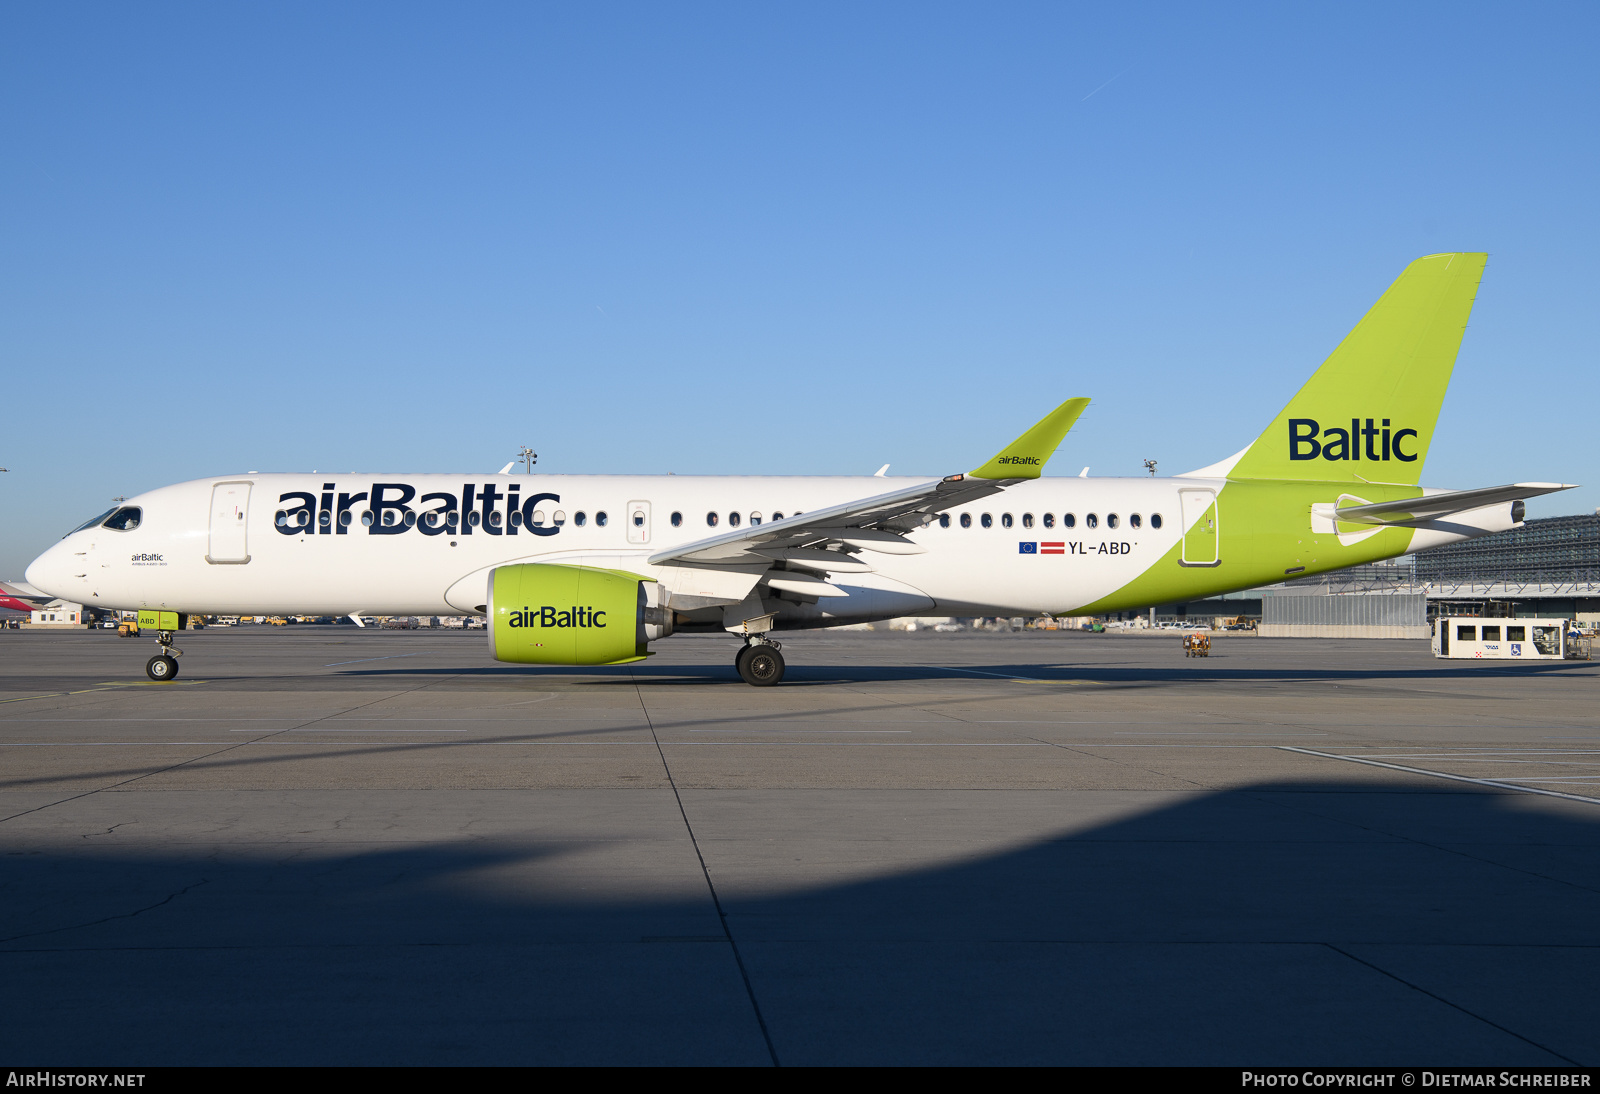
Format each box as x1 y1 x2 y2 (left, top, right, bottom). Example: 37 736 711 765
208 481 252 564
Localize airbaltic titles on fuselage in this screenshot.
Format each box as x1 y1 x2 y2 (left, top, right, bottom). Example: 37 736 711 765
274 483 560 537
273 481 1156 550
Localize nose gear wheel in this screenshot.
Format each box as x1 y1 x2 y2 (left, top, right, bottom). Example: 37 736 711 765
145 629 182 680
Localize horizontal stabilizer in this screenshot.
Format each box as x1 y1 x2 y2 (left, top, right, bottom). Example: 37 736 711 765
1333 482 1575 526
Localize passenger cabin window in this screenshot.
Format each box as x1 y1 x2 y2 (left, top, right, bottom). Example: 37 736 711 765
1151 513 1163 530
554 511 567 526
960 513 972 528
1001 513 1013 528
750 513 762 525
772 512 784 521
1063 514 1076 529
1456 625 1476 641
364 511 378 527
596 512 608 527
729 512 741 527
939 514 950 528
1507 626 1526 641
1107 514 1119 529
1130 514 1142 529
102 507 142 532
1481 626 1501 641
706 512 719 527
320 511 333 527
981 514 993 528
1022 513 1033 528
509 511 523 527
670 512 682 527
575 512 587 526
1043 513 1055 529
1086 513 1098 529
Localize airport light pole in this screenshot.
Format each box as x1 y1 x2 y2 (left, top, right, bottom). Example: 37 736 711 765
1143 459 1158 477
518 446 537 474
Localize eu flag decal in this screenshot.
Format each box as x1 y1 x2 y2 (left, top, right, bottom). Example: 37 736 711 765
1019 542 1037 554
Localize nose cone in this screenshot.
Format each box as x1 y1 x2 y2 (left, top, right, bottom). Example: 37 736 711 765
24 541 74 600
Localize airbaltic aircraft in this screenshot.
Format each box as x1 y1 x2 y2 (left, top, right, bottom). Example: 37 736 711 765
25 253 1573 684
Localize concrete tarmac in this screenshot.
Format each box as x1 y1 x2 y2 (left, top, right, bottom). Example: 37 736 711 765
2 626 1597 1065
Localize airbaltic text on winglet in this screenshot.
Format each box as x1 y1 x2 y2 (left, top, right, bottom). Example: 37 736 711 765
995 455 1041 466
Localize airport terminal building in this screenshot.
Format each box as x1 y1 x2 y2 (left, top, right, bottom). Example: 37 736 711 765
1411 512 1600 583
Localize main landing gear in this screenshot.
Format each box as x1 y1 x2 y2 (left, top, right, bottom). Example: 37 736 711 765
145 631 182 681
735 637 785 686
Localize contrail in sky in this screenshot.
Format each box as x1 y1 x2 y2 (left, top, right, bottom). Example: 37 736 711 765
1081 72 1124 102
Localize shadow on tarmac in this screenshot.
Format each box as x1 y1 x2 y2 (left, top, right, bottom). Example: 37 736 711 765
327 659 1598 686
2 781 1597 1064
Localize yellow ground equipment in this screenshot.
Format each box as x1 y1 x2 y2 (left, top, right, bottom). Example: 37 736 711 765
1183 633 1210 657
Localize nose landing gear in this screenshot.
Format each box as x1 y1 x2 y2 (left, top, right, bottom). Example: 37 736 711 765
735 638 785 686
145 631 182 681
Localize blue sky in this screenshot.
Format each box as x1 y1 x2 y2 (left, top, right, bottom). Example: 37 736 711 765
3 2 1597 576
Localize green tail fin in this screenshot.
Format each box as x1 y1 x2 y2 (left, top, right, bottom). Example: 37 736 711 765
1228 252 1487 485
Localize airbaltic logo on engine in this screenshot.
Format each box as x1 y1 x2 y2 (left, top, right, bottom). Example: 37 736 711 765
1288 418 1419 463
995 455 1041 466
507 606 608 629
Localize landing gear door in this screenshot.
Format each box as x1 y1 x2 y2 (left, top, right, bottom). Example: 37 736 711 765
626 500 651 545
207 481 252 564
1179 488 1219 567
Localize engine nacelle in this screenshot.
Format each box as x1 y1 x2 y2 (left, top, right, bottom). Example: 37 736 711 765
488 563 673 665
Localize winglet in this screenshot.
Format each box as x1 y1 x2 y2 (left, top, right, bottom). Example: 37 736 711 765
969 397 1090 480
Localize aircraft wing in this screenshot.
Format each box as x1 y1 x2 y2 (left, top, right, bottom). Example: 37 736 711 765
647 397 1090 571
1334 482 1576 526
649 474 1004 566
0 580 51 614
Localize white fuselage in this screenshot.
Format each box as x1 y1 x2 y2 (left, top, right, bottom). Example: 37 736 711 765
27 473 1219 623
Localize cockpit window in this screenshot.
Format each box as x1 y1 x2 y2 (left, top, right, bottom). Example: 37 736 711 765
102 507 142 532
66 508 118 537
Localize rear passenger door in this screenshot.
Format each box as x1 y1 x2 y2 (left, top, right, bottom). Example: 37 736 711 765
1179 488 1219 566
